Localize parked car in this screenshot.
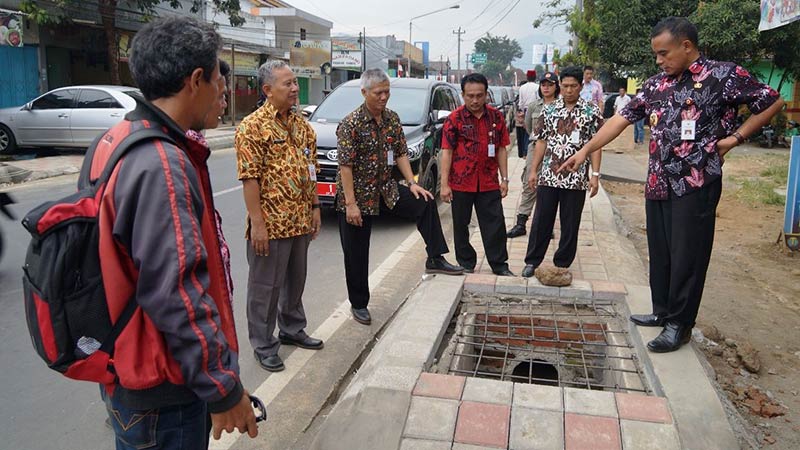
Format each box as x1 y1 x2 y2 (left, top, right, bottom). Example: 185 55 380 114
488 86 515 130
308 78 463 207
602 92 620 119
0 85 140 153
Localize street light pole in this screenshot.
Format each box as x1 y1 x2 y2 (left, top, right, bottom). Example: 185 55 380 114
409 4 459 78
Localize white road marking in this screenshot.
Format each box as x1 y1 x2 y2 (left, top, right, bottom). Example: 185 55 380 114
213 185 243 197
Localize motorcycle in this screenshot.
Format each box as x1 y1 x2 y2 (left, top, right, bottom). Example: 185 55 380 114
759 124 776 148
0 192 15 262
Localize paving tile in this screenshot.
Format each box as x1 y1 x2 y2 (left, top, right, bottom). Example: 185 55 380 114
465 273 497 294
454 401 511 448
462 377 513 405
564 387 618 417
404 396 460 441
495 276 528 295
564 413 621 450
620 419 681 450
400 438 453 450
366 366 422 393
579 257 604 266
615 393 672 424
452 444 501 450
559 279 593 299
580 263 606 273
527 276 560 297
513 383 563 411
592 281 628 301
582 272 609 281
414 373 466 400
510 407 563 450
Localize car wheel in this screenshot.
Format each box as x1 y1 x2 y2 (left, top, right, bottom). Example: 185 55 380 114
0 124 17 154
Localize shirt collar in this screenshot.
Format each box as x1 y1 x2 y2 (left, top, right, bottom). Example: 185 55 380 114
358 103 390 124
463 104 488 119
672 54 708 81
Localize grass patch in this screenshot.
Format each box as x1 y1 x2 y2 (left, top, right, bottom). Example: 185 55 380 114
759 164 789 186
736 179 785 206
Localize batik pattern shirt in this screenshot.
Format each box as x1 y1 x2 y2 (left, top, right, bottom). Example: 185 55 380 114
335 104 407 215
235 102 318 239
620 56 780 200
533 97 604 191
580 79 604 106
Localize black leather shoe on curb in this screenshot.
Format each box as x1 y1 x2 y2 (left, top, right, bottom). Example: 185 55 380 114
630 313 666 327
425 256 464 275
351 307 372 325
462 267 475 274
521 264 535 278
494 268 515 277
279 332 324 350
647 322 692 353
254 351 285 372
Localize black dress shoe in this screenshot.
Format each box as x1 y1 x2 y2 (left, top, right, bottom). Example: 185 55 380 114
462 267 475 274
494 268 515 277
521 264 535 278
425 256 464 275
351 307 371 325
630 313 666 327
254 351 285 372
506 223 527 238
647 321 692 353
279 332 324 350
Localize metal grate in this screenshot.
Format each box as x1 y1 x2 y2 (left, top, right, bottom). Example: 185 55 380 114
448 298 650 394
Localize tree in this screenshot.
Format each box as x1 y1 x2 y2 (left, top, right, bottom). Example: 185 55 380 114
20 0 244 85
473 34 523 84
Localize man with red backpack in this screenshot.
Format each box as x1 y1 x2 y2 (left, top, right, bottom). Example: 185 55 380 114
81 17 257 448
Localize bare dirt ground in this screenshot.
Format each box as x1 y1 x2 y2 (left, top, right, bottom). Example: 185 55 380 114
604 146 800 449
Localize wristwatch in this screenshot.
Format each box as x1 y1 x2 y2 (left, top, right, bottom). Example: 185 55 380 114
407 179 417 186
591 172 601 178
501 177 510 183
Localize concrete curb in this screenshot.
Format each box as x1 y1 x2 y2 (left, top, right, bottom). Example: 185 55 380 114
0 132 235 186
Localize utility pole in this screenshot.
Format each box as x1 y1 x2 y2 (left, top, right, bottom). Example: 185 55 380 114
452 27 465 82
466 53 470 73
231 42 236 127
359 30 365 73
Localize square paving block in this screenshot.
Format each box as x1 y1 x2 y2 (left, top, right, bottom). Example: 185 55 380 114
615 393 672 424
452 444 502 450
495 276 528 295
454 401 511 448
400 438 453 450
564 387 618 418
462 377 513 405
513 383 563 411
565 413 621 450
465 274 497 293
510 407 563 450
414 373 466 400
366 366 422 393
560 279 593 299
620 419 681 450
403 396 460 441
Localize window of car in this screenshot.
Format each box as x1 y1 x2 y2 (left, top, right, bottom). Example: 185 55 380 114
431 87 452 112
445 87 460 108
76 89 123 109
31 89 77 110
311 86 429 125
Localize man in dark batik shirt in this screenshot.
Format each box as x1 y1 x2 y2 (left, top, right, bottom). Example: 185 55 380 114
560 17 783 353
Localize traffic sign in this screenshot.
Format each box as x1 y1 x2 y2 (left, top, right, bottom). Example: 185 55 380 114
471 53 487 64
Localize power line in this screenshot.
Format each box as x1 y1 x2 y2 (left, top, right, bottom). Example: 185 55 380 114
467 0 522 40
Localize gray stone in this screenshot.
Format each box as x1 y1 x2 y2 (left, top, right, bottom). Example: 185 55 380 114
365 366 422 393
563 387 618 417
513 384 563 411
527 276 560 297
461 377 513 405
403 396 460 441
620 419 681 450
399 438 453 450
509 407 563 450
559 279 593 299
534 265 572 286
495 276 528 295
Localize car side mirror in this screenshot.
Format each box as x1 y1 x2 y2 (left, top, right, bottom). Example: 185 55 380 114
435 110 450 124
22 102 32 111
301 105 317 118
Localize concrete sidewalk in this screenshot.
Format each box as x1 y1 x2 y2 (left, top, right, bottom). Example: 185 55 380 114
307 133 739 450
0 127 235 185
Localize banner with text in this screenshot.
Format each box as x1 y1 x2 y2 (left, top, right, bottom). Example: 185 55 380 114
290 39 331 79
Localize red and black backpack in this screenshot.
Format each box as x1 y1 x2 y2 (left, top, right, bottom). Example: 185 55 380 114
21 122 174 384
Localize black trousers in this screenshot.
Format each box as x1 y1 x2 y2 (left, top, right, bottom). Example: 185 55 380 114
524 185 586 268
646 179 722 327
516 126 529 158
451 189 509 273
338 184 449 309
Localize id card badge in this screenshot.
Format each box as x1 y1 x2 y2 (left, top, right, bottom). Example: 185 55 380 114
387 149 395 165
570 129 580 144
681 120 696 140
488 144 496 157
308 163 317 181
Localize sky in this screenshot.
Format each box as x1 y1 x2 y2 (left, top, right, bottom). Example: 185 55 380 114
285 0 571 70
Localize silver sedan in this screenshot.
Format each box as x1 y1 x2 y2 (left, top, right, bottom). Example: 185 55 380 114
0 85 139 153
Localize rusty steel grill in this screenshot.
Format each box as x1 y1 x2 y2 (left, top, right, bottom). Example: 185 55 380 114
447 298 650 394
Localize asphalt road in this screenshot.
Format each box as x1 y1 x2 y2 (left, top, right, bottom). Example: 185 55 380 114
0 148 421 450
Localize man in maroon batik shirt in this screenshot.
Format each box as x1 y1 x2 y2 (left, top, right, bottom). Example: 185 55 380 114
560 17 783 353
440 73 514 276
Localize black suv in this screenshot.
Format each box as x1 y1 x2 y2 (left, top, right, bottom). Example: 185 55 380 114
308 78 463 207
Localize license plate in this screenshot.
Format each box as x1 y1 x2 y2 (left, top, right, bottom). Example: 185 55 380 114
317 182 336 197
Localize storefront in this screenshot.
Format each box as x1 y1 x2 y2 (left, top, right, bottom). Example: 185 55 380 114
220 48 261 120
0 11 41 107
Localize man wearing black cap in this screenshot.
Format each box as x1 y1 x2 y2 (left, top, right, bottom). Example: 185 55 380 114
515 70 540 158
